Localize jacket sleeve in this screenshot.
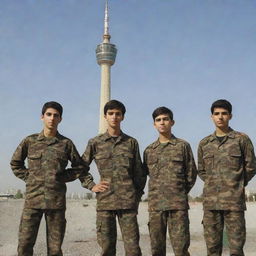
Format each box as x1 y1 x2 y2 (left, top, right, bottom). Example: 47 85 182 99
241 135 256 186
142 149 149 176
197 142 206 182
184 143 197 193
133 140 147 199
57 141 91 183
79 139 96 190
10 138 29 182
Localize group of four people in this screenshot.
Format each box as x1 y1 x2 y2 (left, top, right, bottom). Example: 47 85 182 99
10 99 256 256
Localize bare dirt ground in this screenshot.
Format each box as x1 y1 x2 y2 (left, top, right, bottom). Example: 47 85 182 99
1 200 255 256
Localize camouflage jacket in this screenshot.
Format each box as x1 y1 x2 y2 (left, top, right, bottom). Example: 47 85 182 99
143 135 197 211
10 131 87 209
198 128 256 211
80 132 146 210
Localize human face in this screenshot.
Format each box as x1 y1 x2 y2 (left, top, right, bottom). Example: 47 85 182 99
104 109 124 129
41 108 62 131
211 107 232 130
154 114 174 135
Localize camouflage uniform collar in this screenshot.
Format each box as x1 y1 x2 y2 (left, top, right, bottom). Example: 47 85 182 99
37 130 60 143
102 131 127 142
210 127 235 142
152 134 177 149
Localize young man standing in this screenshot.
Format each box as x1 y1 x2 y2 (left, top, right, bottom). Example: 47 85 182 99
10 101 87 256
80 100 146 256
198 99 256 256
143 106 197 256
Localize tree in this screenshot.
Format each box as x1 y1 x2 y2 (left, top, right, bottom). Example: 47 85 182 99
15 189 23 199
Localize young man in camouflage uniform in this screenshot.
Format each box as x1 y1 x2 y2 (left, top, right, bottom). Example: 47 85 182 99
198 99 256 256
10 101 87 256
143 106 197 256
80 100 146 256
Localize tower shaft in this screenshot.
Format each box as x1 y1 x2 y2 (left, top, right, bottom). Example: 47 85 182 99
99 64 111 133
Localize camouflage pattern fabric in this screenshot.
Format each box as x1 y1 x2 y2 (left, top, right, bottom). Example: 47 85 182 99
143 135 196 255
203 210 245 256
96 210 141 256
143 135 197 211
198 128 255 256
10 130 87 255
10 131 88 209
18 208 66 256
198 128 256 211
80 132 146 210
148 210 190 256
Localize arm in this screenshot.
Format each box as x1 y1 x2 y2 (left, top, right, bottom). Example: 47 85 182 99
142 149 149 176
79 139 96 190
241 135 256 186
197 142 206 182
133 141 147 199
57 141 90 183
184 143 197 193
10 138 29 182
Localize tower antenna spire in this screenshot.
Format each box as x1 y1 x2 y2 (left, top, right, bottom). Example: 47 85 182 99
103 0 110 41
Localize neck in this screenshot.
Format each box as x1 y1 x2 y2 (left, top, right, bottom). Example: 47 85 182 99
107 126 121 137
215 126 229 136
159 132 172 143
44 128 57 137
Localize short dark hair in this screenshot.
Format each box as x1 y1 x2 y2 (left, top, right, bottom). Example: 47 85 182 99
211 99 232 114
152 106 173 121
104 100 126 115
42 101 63 117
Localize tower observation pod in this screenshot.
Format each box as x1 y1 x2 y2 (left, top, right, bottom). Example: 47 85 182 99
96 0 117 134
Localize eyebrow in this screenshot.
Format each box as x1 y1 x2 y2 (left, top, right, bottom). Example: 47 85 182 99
155 117 170 121
213 111 229 115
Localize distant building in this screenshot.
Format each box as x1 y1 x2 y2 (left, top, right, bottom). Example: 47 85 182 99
0 193 14 200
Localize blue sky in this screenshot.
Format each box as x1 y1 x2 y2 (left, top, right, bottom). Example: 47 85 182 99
1 0 256 196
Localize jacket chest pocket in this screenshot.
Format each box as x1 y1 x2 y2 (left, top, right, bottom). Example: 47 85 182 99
95 153 113 170
114 152 134 167
28 152 42 171
203 153 214 171
147 155 159 177
51 150 68 168
228 152 242 170
171 156 184 177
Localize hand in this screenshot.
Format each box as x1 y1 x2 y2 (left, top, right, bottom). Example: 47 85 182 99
92 181 110 193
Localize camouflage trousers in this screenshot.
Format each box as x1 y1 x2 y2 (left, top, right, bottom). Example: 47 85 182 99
18 207 66 256
148 210 190 256
203 210 245 256
96 209 142 256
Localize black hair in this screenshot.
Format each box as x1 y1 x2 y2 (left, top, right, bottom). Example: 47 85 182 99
211 99 232 114
152 106 173 121
104 100 126 115
42 101 63 117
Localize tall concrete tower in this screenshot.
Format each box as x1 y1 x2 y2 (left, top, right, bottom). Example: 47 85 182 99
96 0 117 134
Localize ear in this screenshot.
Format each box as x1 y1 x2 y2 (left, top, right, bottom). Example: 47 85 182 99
40 114 44 121
229 114 232 120
171 120 175 126
104 114 107 120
